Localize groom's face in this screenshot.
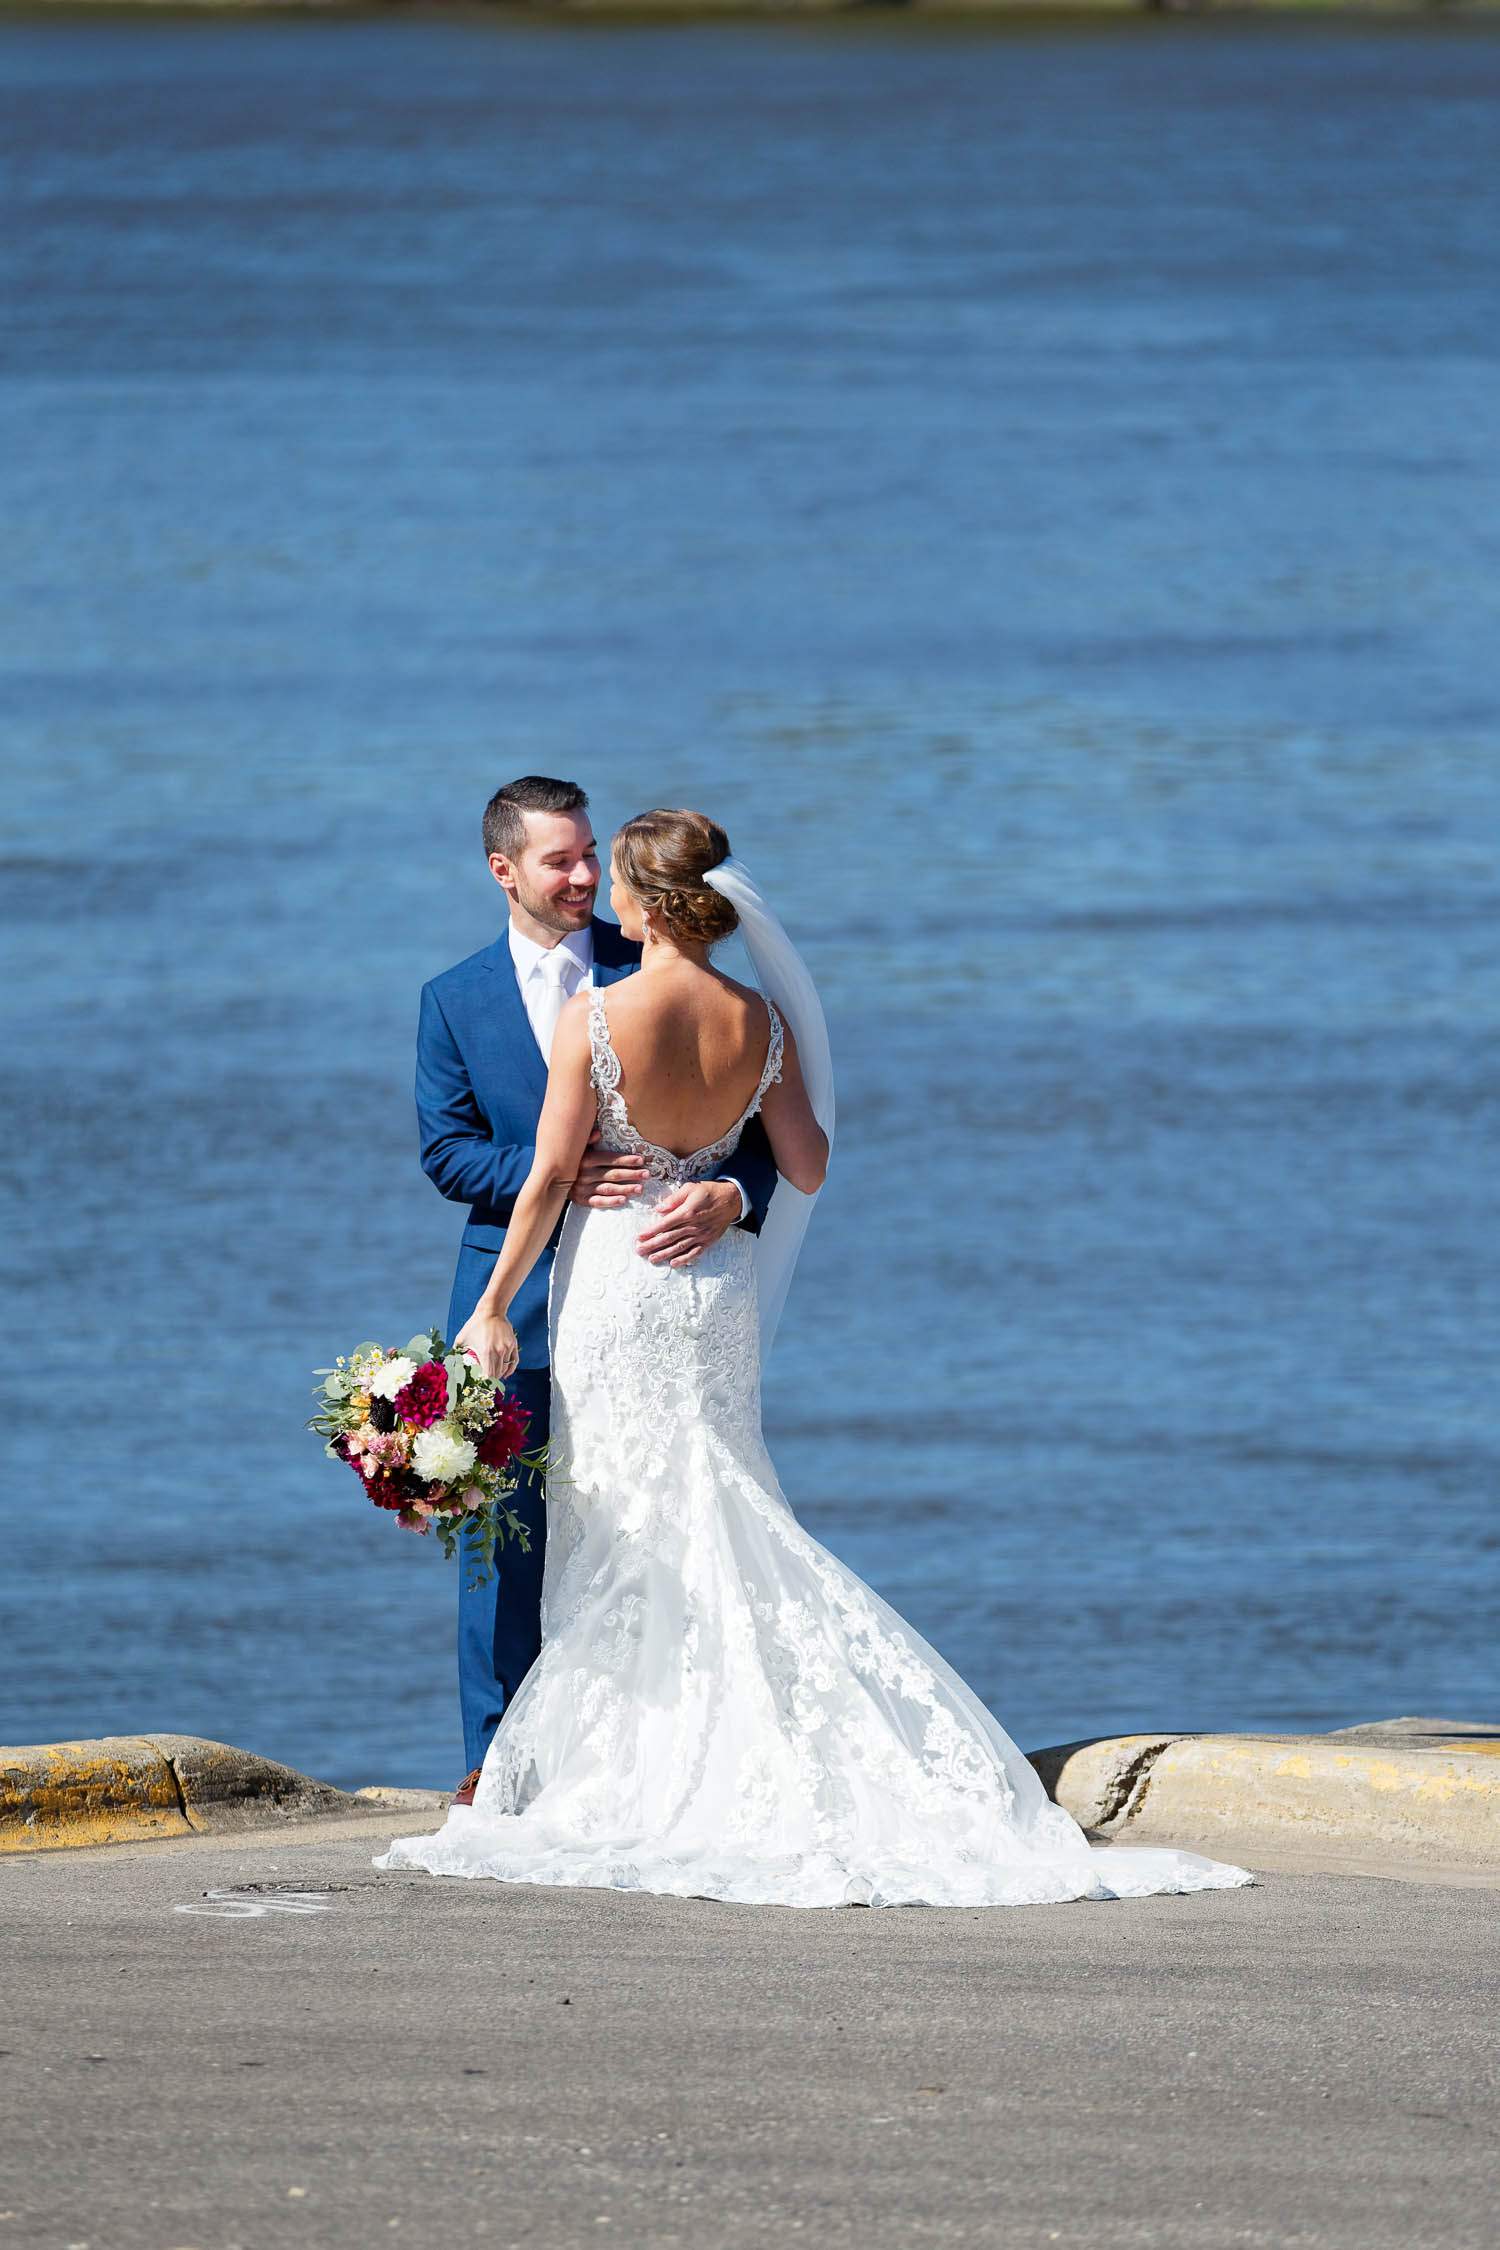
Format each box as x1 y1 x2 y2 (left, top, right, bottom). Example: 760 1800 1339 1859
491 809 600 937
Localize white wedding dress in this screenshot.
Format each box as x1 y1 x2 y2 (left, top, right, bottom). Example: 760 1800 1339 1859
377 991 1251 1908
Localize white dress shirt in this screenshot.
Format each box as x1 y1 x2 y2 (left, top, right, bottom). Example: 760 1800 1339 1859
507 917 748 1219
509 920 593 1060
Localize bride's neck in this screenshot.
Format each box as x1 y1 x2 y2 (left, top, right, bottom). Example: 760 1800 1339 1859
639 937 712 975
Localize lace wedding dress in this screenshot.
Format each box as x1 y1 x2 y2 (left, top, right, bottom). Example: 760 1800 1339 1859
377 992 1252 1908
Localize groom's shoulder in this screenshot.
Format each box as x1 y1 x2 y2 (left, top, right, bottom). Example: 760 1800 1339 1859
591 916 641 970
427 943 497 990
424 936 506 1001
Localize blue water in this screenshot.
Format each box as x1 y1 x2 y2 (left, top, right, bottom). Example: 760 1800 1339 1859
3 14 1498 1788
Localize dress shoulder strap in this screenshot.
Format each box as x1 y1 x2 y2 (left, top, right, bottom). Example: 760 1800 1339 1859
755 1001 786 1108
587 988 623 1099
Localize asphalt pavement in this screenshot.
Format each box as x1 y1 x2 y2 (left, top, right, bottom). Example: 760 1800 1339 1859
3 1812 1497 2250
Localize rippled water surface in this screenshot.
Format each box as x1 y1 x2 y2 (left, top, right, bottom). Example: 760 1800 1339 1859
3 14 1498 1785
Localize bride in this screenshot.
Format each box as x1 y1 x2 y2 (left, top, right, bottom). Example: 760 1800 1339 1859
376 810 1251 1908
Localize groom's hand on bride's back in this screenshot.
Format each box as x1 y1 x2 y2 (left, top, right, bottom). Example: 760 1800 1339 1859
635 1180 743 1268
570 1127 649 1210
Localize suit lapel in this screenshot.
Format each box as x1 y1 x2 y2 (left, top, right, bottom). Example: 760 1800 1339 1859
481 921 638 1105
480 931 549 1106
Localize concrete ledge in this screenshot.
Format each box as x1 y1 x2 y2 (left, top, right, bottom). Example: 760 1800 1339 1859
0 1734 360 1853
13 1717 1498 1867
1032 1717 1500 1870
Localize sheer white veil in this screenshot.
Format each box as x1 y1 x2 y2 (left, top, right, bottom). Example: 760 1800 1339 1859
704 856 834 1355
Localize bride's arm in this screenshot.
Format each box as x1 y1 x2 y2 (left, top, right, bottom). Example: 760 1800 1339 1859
456 997 599 1379
758 1021 828 1195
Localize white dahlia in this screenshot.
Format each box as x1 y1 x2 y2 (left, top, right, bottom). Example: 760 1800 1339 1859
367 1355 418 1400
412 1424 477 1484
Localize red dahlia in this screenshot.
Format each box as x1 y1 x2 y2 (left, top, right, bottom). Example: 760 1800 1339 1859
361 1468 413 1513
393 1360 448 1428
476 1395 531 1469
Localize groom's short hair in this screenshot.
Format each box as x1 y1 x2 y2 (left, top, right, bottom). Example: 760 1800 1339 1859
483 776 589 861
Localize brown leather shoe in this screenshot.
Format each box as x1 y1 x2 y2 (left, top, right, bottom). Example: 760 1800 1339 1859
451 1766 483 1807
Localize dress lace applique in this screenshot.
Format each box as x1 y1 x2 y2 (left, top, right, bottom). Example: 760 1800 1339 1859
586 987 784 1183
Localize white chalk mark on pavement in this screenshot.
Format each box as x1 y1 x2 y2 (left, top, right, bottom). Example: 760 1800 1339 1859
174 1888 332 1919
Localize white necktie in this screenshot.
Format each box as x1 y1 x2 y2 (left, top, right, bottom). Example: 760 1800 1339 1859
532 947 577 1062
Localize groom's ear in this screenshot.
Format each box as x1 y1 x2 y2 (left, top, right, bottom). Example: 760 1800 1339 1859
489 851 517 897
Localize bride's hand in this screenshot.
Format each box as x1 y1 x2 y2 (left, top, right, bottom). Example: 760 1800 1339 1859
454 1306 519 1383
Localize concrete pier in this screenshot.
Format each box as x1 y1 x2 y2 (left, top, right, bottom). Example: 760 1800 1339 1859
3 1804 1498 2249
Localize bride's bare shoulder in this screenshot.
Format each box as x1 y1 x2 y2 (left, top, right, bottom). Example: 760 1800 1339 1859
708 968 767 1015
715 967 764 1003
608 967 764 1021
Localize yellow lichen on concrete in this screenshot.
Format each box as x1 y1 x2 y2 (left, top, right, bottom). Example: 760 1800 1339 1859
1035 1725 1500 1869
0 1737 194 1854
0 1733 358 1853
1117 1735 1500 1864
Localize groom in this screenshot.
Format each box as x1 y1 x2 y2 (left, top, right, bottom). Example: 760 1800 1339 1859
416 775 779 1798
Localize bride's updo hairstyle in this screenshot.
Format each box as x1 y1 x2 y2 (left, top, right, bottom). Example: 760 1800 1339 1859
613 808 740 949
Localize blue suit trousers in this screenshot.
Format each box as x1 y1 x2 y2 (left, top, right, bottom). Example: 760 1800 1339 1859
449 1242 550 1775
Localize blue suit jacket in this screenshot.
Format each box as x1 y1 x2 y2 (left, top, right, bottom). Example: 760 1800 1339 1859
416 917 778 1365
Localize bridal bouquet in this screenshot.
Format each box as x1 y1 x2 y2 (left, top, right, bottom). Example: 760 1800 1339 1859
308 1330 540 1583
